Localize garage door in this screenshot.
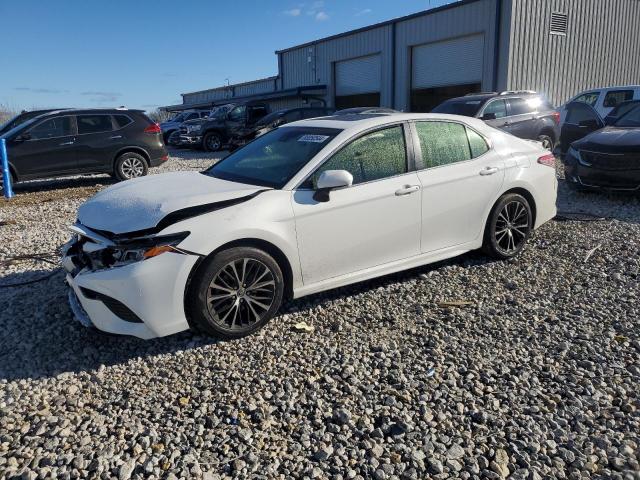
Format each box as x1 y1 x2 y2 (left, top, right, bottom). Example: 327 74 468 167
335 55 381 109
412 34 484 89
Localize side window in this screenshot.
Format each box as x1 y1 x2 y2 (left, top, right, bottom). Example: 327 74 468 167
467 128 489 158
283 110 302 123
603 90 634 108
311 126 407 187
574 92 600 107
28 117 72 140
113 115 133 128
507 98 534 116
565 102 599 124
248 106 268 123
77 115 114 134
186 113 199 121
416 121 486 168
228 106 246 122
482 100 507 119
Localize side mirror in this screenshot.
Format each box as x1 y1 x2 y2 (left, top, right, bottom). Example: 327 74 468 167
481 112 497 120
313 170 353 202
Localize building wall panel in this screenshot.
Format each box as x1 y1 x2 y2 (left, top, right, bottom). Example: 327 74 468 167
507 0 640 105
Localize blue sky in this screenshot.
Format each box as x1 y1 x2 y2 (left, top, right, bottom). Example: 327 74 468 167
1 0 451 111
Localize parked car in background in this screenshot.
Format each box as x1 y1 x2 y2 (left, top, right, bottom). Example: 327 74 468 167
334 107 399 115
560 101 640 192
228 106 334 150
179 102 269 151
559 85 640 127
0 108 65 136
603 100 640 125
0 108 168 186
63 112 557 339
160 109 209 144
432 91 560 150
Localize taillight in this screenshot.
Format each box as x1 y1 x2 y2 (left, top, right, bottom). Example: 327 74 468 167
537 153 556 167
552 111 560 125
144 123 161 134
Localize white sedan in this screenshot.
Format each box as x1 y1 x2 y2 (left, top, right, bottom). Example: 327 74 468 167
62 113 557 339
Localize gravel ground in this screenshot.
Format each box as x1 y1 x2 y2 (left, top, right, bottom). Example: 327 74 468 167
1 151 639 480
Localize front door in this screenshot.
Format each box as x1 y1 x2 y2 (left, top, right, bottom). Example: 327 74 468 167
479 99 510 130
292 125 422 285
11 115 77 177
412 120 505 253
559 102 604 155
504 97 537 139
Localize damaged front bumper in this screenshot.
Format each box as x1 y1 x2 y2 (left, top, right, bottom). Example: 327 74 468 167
62 224 199 339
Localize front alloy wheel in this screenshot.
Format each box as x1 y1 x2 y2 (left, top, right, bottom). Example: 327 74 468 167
114 153 149 181
204 132 222 152
483 193 532 259
188 247 284 338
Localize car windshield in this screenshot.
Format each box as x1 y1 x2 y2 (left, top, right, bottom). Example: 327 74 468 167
432 99 485 116
1 111 47 133
203 126 341 188
614 105 640 127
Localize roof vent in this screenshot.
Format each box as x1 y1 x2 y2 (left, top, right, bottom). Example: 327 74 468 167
550 12 568 36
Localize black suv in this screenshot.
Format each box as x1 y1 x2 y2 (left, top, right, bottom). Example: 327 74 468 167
1 109 168 185
179 102 270 151
432 91 560 150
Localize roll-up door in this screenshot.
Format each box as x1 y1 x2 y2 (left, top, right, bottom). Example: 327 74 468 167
410 35 484 112
335 55 381 109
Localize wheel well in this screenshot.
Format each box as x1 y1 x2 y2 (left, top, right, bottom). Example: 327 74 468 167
539 126 557 142
113 147 150 167
185 238 295 302
502 187 537 227
204 129 226 141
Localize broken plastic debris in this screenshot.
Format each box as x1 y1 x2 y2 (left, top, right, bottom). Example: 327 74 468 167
293 322 315 333
437 300 474 308
426 367 436 378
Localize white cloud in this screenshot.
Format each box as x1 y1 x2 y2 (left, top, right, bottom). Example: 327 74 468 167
315 11 329 21
283 8 301 16
355 8 372 16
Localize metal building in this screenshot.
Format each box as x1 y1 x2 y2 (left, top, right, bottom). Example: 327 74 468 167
165 0 640 112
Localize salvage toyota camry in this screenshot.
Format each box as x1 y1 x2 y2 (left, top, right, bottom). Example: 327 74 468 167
62 113 557 339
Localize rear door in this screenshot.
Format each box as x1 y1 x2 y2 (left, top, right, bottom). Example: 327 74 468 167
75 114 120 171
504 97 537 139
11 115 77 177
413 120 504 252
559 102 605 154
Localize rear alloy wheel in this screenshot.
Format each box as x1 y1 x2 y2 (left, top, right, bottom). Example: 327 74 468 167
114 153 148 181
203 132 222 152
188 247 284 339
483 193 532 259
538 134 554 151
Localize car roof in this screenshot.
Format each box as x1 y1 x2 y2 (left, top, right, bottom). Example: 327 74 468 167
286 112 488 132
41 108 144 116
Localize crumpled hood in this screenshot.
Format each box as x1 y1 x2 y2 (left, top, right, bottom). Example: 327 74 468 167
78 171 265 234
576 126 640 153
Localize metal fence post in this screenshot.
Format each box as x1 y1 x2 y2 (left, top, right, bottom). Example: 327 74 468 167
1 138 14 199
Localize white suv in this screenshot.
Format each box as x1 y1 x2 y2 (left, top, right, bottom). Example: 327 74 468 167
63 113 557 339
559 85 640 126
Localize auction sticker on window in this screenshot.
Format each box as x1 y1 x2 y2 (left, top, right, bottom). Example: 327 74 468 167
298 134 330 143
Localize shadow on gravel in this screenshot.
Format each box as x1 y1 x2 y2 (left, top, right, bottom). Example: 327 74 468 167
0 269 217 382
0 252 493 381
9 175 115 194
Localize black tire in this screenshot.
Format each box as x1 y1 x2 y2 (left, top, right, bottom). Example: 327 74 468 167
186 247 284 339
163 130 175 144
482 193 533 260
538 134 554 151
0 171 16 195
114 152 149 181
203 132 223 152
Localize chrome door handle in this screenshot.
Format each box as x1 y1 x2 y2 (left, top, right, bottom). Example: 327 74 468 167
479 167 499 176
395 185 421 196
110 135 123 140
59 141 74 146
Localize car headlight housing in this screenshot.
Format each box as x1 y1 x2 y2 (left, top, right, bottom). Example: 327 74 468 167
110 231 191 266
187 124 202 133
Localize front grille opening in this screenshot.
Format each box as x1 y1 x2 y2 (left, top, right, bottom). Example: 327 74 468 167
80 287 144 323
550 12 568 36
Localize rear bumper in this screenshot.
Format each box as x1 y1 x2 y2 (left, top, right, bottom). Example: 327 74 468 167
64 252 198 339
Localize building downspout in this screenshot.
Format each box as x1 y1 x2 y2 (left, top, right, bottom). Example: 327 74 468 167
492 0 503 91
391 22 397 109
